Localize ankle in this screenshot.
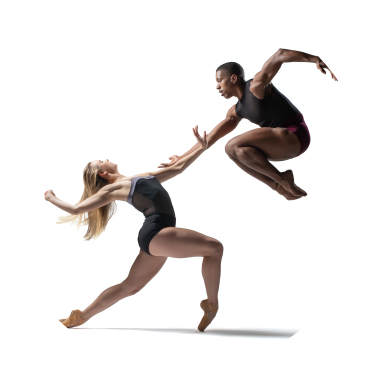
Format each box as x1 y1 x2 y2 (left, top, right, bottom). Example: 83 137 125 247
81 311 89 323
269 181 279 191
274 173 284 184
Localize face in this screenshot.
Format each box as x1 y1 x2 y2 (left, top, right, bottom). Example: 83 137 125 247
216 70 236 99
91 159 118 176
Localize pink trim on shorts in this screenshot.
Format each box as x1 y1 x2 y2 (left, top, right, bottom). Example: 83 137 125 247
281 114 311 156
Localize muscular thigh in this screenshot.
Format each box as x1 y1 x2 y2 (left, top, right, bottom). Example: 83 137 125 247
149 227 219 258
125 250 167 288
230 127 300 160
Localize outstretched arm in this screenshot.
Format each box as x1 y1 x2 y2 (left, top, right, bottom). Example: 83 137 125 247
150 126 208 182
159 105 241 169
44 183 122 215
250 48 338 99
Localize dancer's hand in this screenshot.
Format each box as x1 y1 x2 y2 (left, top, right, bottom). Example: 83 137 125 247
44 189 56 201
316 57 338 81
158 155 181 168
193 125 208 150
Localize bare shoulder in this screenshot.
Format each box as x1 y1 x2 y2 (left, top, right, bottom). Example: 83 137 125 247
226 105 241 121
127 172 152 179
250 73 269 100
250 49 284 99
100 180 132 201
126 171 170 184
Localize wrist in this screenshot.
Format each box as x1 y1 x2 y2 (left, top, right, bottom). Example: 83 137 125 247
47 195 56 202
309 55 319 63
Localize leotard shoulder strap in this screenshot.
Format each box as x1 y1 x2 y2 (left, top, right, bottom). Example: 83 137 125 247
127 175 154 205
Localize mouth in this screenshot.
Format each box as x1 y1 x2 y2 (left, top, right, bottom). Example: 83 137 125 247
219 90 224 96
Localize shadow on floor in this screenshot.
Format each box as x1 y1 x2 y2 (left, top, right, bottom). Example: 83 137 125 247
73 327 299 338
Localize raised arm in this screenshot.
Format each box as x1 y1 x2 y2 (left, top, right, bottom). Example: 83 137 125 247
44 182 123 215
149 126 208 183
250 48 338 99
159 105 241 169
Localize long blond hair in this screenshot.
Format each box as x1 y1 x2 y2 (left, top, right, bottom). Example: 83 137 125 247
58 162 117 240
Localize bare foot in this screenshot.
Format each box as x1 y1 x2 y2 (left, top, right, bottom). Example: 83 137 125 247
59 310 85 328
279 170 307 197
276 184 302 200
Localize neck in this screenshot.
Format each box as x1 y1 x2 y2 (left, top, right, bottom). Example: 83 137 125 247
107 173 126 184
235 81 246 100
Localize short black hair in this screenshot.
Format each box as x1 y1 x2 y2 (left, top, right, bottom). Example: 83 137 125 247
216 62 245 82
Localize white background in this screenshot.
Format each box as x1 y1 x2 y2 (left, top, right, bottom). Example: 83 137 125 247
1 0 369 369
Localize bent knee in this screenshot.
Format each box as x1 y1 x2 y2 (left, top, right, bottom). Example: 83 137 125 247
226 140 257 160
205 239 224 257
225 139 237 157
129 288 141 296
118 281 142 297
235 146 257 159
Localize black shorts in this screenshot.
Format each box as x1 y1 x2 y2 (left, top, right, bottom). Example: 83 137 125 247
138 214 176 255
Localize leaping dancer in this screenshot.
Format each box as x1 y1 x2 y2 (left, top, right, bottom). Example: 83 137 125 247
160 49 337 200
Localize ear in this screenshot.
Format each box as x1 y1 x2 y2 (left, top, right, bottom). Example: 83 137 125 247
231 74 238 84
98 170 108 179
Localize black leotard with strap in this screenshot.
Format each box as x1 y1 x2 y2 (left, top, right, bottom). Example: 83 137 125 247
235 79 301 128
127 175 176 255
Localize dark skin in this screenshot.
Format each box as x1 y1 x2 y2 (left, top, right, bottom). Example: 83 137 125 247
159 48 337 200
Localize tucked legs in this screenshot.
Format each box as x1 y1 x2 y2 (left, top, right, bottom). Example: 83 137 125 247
225 127 306 199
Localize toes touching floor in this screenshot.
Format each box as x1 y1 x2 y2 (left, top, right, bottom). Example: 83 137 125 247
50 48 334 332
61 300 219 332
60 310 84 329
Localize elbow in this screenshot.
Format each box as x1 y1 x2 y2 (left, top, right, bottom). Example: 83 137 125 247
274 48 287 63
71 206 79 216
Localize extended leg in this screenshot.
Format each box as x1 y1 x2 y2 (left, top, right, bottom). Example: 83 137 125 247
61 251 167 327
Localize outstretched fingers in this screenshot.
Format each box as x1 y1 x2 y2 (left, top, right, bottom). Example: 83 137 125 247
192 125 208 149
328 68 338 81
158 155 180 168
316 59 338 81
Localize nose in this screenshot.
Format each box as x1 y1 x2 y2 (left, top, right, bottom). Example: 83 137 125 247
216 84 220 90
106 159 110 162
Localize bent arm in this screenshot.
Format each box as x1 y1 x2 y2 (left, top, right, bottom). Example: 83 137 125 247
174 106 241 160
256 48 319 82
250 48 333 99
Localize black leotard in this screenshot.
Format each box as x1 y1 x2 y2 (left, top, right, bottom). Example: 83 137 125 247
235 79 301 128
127 175 176 255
